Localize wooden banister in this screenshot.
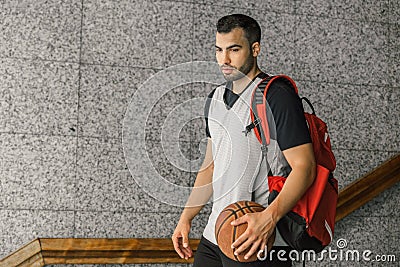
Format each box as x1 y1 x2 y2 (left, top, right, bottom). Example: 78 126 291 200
0 240 43 267
40 238 200 265
1 154 399 266
0 238 200 267
335 153 400 221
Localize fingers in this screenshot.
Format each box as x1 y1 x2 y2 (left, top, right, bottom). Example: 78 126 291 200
233 235 255 256
230 214 248 226
172 232 193 260
231 222 251 249
256 239 268 260
231 214 250 249
181 231 193 259
231 232 247 250
172 234 185 259
260 239 268 254
182 245 193 259
233 231 269 260
244 239 262 260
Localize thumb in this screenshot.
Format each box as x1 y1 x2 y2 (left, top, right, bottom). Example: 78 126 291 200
182 231 190 248
230 215 247 226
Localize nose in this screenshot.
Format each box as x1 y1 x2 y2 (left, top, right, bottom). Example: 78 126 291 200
221 51 231 66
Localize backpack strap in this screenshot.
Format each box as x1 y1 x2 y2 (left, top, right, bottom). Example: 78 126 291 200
247 75 299 176
248 75 299 145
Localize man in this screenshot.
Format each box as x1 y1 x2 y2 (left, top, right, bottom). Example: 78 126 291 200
172 14 316 267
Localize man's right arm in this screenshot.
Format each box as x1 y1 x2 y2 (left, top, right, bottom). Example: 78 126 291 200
172 138 214 259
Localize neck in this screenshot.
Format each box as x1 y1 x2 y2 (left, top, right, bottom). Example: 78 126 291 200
232 66 261 94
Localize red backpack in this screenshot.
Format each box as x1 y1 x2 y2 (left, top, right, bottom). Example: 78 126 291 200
249 75 338 252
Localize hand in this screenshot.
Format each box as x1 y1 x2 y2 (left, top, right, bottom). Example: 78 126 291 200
172 218 193 260
230 209 277 260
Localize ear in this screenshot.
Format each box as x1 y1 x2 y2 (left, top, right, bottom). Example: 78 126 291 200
252 42 260 57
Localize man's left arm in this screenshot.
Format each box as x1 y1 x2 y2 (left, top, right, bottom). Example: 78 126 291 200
231 142 316 260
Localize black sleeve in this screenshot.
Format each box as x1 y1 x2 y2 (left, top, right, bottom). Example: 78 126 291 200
204 88 216 138
266 79 311 151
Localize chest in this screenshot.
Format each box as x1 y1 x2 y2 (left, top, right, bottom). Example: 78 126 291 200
208 87 259 148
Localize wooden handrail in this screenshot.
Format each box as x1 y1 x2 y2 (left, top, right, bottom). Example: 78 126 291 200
335 153 400 221
41 238 200 265
1 154 399 266
0 238 200 267
0 239 43 267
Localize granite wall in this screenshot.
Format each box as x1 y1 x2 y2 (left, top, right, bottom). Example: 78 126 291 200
0 0 399 266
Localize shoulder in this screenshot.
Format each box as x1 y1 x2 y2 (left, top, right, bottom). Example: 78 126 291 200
260 76 311 150
204 83 224 115
265 77 298 102
207 87 217 99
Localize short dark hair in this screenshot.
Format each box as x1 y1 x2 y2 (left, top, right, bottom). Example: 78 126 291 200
217 14 261 46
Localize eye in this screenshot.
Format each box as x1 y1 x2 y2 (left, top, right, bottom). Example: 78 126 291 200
215 47 222 53
231 48 240 52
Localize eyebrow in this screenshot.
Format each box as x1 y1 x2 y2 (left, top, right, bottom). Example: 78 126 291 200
215 44 243 50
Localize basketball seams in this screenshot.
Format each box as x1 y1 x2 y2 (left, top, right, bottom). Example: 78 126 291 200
245 201 255 213
217 204 265 242
215 210 236 242
215 201 266 262
232 211 239 261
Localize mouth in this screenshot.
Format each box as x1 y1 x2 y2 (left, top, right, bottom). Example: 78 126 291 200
221 67 235 75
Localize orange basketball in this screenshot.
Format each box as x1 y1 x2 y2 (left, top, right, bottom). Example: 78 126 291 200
215 200 276 262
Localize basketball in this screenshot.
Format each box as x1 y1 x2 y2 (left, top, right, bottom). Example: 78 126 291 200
215 200 276 262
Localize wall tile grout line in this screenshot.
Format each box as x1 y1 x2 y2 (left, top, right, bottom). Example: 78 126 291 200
0 55 80 65
190 2 194 188
0 208 187 215
2 52 396 88
0 131 78 138
0 131 397 154
293 0 299 82
333 147 400 154
0 53 165 71
386 1 391 87
387 11 395 88
72 0 85 239
0 60 393 89
190 1 390 25
294 78 398 88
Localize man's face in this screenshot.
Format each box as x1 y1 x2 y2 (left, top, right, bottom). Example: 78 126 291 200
215 27 255 81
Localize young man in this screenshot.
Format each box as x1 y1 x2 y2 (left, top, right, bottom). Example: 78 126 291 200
172 14 316 267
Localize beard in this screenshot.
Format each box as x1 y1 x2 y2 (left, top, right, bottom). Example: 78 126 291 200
221 53 255 82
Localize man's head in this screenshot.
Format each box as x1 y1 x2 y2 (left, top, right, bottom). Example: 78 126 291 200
215 14 261 81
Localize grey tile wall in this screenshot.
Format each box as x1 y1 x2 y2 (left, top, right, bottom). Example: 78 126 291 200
389 0 400 23
74 210 207 239
296 0 389 23
297 81 396 151
389 23 399 87
0 210 74 258
79 64 155 139
0 0 81 61
0 0 398 266
0 58 79 135
294 17 388 86
0 134 76 210
197 0 295 14
81 0 193 68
